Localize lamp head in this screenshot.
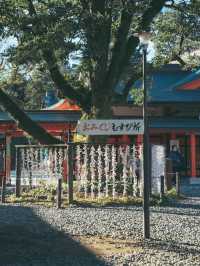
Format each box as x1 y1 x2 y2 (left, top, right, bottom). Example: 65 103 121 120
134 31 151 50
138 32 151 45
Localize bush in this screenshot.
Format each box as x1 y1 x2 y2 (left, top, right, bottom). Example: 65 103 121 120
166 187 178 198
151 187 184 206
19 181 57 201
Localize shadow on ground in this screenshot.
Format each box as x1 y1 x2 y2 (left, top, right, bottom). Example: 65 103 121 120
151 198 200 217
0 205 107 266
147 238 200 254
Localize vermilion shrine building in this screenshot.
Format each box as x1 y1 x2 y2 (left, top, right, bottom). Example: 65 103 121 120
0 99 81 182
111 64 200 179
1 64 200 181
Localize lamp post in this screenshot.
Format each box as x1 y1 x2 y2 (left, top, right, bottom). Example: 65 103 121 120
138 32 151 239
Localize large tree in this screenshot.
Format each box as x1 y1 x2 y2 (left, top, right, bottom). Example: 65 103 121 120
1 63 56 109
0 0 190 143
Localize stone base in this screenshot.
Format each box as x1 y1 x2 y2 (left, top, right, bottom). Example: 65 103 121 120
189 177 200 185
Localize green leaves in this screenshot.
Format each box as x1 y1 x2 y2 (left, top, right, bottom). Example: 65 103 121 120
130 87 144 106
152 2 200 68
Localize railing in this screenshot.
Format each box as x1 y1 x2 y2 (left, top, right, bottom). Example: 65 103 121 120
15 144 144 201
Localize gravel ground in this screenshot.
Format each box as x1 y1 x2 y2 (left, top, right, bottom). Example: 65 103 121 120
0 200 200 266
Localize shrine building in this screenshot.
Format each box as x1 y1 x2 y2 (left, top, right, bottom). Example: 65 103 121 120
0 98 81 182
111 64 200 179
1 64 200 181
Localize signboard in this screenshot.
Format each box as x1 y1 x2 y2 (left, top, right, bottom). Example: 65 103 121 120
77 119 144 135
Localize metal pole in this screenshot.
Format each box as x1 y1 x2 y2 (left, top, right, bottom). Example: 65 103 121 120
143 47 150 239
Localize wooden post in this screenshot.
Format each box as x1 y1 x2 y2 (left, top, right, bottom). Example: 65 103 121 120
67 144 74 205
57 178 62 209
15 148 21 197
176 172 180 196
1 144 6 203
1 174 6 203
165 159 173 190
160 175 164 199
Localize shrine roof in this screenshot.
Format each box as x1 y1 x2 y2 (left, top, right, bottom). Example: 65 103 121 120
44 98 81 111
132 64 200 103
0 110 81 123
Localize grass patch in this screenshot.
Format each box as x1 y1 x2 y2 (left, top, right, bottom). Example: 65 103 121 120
151 187 185 206
5 183 185 208
6 190 144 208
72 196 143 207
6 193 54 207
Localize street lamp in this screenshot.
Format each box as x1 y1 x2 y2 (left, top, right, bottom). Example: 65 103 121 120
138 32 151 239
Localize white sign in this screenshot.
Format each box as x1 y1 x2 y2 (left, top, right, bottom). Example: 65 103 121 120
77 119 144 135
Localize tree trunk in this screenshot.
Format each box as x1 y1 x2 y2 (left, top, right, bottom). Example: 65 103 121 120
88 92 113 144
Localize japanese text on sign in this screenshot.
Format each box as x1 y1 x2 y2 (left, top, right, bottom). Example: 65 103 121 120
77 119 144 135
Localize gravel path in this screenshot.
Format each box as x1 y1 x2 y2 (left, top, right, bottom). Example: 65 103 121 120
0 201 200 265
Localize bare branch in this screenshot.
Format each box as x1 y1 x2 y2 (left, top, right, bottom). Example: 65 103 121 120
122 72 142 100
178 34 185 55
138 0 167 31
27 0 37 15
172 54 186 66
0 58 5 70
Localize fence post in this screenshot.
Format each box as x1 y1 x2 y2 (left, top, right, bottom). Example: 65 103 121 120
15 148 21 197
160 175 164 199
57 178 62 209
1 145 6 203
176 172 180 196
1 175 6 203
67 144 74 205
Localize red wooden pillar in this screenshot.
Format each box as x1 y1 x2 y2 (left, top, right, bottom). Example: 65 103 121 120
171 132 176 140
190 133 197 177
121 135 131 144
136 135 143 145
136 135 143 159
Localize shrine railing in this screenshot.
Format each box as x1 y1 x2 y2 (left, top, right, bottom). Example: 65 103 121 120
15 143 143 199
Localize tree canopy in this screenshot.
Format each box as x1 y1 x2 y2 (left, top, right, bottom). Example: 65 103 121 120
153 0 200 68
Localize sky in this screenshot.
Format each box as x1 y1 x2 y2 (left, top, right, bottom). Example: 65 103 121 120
0 36 17 54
